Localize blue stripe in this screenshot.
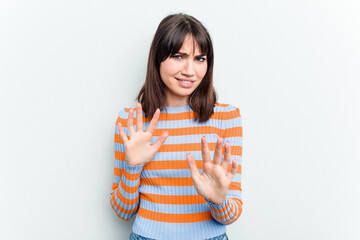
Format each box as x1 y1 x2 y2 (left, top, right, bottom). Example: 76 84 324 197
122 176 140 187
139 185 198 195
119 186 140 200
141 169 192 178
140 199 209 214
133 216 226 240
228 191 242 199
115 146 243 158
113 175 121 183
115 118 240 131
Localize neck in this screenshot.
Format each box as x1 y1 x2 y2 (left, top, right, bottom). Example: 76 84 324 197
165 95 189 107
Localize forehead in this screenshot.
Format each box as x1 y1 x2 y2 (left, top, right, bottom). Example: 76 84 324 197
178 34 203 55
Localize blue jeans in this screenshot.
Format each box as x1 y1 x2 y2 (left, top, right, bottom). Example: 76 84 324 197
129 232 228 240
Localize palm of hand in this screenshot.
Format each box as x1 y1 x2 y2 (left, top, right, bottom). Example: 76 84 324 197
187 137 238 205
117 103 169 166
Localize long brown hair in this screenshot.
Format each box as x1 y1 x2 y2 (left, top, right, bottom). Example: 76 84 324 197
137 13 217 122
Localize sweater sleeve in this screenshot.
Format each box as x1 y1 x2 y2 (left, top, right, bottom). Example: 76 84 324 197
207 105 243 225
109 108 144 221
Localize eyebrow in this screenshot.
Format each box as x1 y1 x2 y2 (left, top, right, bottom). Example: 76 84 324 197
177 52 207 57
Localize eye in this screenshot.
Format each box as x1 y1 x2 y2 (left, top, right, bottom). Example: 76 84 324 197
196 56 207 62
171 55 182 59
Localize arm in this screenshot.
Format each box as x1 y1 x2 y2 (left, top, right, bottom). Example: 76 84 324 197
110 104 168 220
109 109 143 221
208 107 243 225
186 106 243 225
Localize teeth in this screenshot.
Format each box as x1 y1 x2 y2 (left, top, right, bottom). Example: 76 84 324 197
181 80 191 84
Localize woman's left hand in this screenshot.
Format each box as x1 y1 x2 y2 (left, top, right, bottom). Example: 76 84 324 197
186 136 238 205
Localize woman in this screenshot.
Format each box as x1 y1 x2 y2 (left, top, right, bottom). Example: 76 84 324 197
110 13 243 240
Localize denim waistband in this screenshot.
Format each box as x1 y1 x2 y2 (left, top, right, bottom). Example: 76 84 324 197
129 232 228 240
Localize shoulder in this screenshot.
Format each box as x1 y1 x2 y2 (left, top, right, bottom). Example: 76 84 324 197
214 103 241 118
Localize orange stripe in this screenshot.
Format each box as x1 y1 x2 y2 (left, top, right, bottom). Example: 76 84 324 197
138 207 212 223
121 180 140 193
114 167 123 177
214 103 229 107
229 182 242 191
140 193 206 205
157 109 239 121
144 160 241 174
113 166 142 180
229 146 242 156
144 160 203 170
141 177 194 186
115 151 125 160
119 110 239 123
111 182 119 191
123 170 141 181
116 160 241 175
154 126 243 138
158 142 216 152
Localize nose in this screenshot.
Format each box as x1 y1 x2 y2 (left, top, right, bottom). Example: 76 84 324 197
181 59 195 76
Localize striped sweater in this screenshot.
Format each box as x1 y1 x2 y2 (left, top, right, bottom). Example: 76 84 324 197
110 103 243 240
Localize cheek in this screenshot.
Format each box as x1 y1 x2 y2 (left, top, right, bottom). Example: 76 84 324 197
197 64 208 79
160 60 179 77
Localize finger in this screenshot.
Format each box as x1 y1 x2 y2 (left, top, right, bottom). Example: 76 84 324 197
213 138 223 165
147 108 160 134
227 159 238 181
201 136 211 163
186 153 201 180
128 108 135 137
152 131 169 152
221 141 231 172
136 103 143 132
117 122 129 144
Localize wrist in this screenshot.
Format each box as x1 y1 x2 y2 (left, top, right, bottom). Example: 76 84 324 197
123 161 145 173
206 197 228 208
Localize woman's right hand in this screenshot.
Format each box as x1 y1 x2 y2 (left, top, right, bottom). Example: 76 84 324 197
117 103 169 166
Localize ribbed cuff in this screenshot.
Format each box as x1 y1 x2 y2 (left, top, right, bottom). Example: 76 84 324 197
206 198 229 209
124 161 144 174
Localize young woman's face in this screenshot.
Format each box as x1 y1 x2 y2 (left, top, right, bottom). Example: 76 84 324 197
160 34 208 107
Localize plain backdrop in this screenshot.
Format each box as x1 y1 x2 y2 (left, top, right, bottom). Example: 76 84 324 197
1 0 360 239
